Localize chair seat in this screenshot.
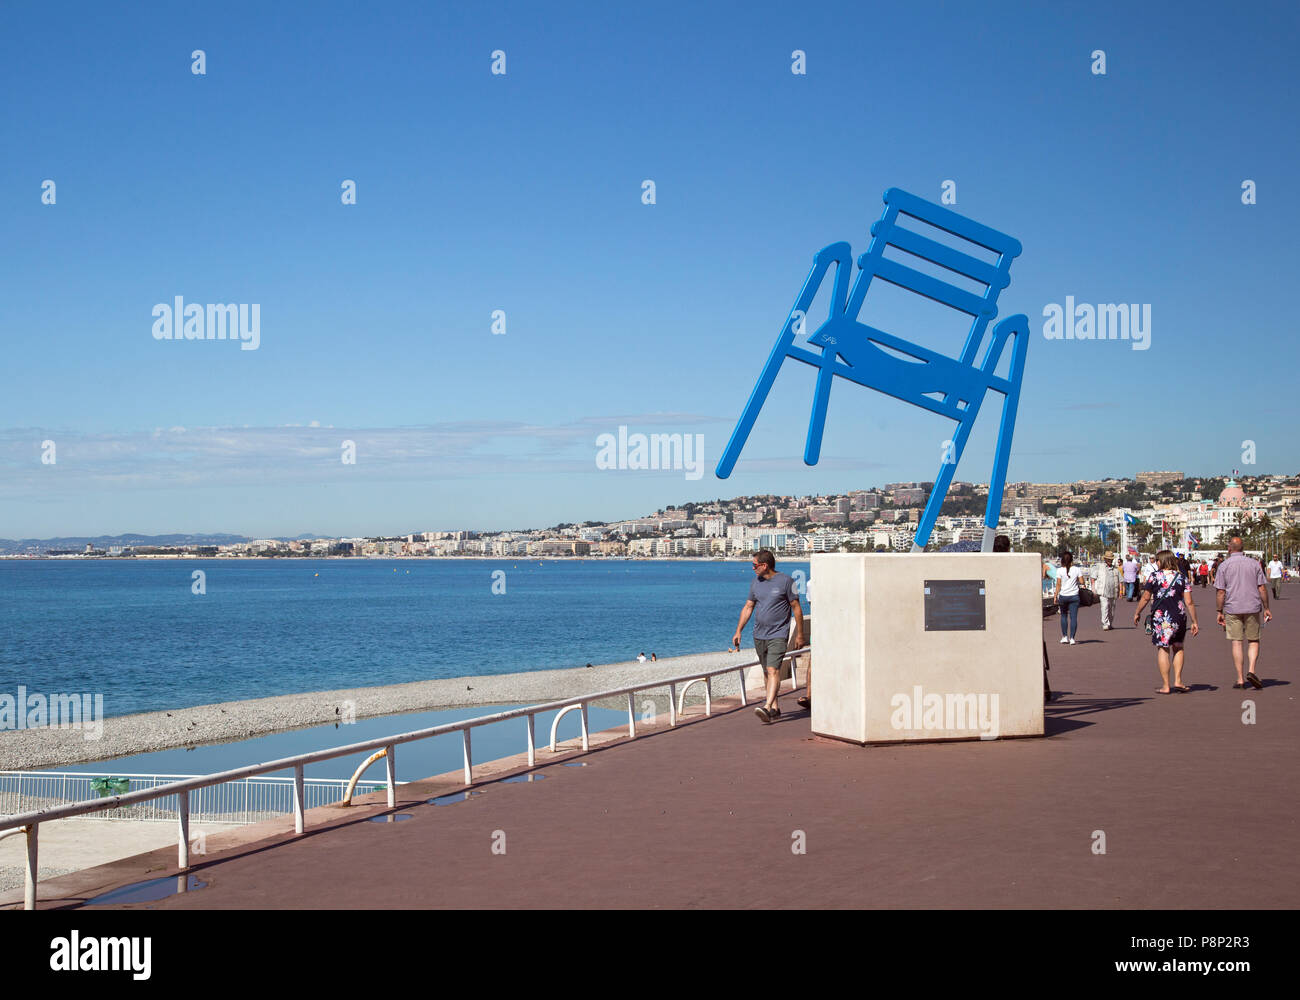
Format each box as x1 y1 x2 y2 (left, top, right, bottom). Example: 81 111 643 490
809 319 989 419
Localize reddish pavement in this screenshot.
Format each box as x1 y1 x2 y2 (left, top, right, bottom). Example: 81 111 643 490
10 590 1298 910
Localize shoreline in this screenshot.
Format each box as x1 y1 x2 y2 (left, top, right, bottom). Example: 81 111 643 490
1 555 785 562
0 650 763 771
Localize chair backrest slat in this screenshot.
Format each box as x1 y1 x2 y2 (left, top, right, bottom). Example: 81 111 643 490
849 188 1023 371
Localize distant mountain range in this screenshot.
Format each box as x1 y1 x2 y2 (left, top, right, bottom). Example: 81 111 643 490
0 533 319 555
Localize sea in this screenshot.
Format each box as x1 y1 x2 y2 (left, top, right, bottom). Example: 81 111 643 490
0 558 811 720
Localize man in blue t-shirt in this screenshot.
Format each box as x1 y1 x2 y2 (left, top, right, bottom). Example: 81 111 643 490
732 549 805 724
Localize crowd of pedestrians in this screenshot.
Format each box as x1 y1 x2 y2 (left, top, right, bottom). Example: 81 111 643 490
1042 536 1281 694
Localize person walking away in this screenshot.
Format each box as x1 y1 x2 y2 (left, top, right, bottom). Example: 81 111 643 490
1093 551 1119 630
1054 550 1083 644
1266 554 1284 600
1214 536 1272 690
733 550 805 724
1122 556 1139 601
1133 550 1199 693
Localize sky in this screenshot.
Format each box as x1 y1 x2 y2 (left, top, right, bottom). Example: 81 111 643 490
2 0 1297 538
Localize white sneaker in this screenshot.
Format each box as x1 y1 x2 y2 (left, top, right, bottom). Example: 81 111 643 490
1069 638 1077 645
1060 637 1069 644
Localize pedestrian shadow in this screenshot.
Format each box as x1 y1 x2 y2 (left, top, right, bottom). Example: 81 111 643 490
1043 695 1145 734
1192 679 1290 691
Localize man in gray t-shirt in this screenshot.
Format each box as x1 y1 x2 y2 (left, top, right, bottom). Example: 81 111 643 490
733 549 805 724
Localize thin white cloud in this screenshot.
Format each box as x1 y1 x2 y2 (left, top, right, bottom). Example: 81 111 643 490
0 415 734 495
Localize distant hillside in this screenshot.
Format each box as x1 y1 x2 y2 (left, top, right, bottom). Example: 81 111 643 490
0 533 251 555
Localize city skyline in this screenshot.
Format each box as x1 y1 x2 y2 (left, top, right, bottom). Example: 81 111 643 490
3 467 1290 552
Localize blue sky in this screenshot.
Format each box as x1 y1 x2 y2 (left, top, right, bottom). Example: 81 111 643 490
2 0 1297 537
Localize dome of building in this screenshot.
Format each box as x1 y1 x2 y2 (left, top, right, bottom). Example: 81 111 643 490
1219 479 1246 506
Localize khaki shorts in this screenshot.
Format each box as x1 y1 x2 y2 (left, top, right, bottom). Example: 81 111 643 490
754 637 789 671
1224 613 1261 641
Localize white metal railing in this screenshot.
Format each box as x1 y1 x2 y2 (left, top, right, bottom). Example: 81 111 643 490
0 771 393 825
0 646 807 910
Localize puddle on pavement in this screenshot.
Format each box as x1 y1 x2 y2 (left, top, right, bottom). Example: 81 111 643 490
429 791 485 806
86 874 208 906
500 773 547 783
562 762 588 767
367 813 413 823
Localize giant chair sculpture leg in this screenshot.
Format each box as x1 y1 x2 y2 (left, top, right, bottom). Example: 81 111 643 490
716 243 852 480
911 313 1030 551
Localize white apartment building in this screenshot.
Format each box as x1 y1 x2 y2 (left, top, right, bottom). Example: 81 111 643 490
806 532 849 552
699 516 727 537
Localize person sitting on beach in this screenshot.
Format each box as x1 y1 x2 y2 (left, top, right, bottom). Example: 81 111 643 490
650 652 657 662
636 652 647 663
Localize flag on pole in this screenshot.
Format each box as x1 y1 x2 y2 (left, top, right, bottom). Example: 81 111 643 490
1099 522 1111 545
1123 512 1139 525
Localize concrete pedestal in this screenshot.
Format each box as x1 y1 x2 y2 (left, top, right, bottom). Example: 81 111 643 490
810 553 1043 744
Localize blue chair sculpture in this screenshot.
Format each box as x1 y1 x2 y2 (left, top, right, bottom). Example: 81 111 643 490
716 188 1029 552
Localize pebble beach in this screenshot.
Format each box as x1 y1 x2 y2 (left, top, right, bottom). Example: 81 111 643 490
1 649 769 771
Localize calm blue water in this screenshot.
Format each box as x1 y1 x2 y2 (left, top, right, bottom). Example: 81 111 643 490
0 559 809 718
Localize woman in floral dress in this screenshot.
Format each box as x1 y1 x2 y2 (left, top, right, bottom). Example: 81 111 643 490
1134 550 1200 694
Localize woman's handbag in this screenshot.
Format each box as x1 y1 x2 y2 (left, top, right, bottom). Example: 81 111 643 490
1078 587 1097 607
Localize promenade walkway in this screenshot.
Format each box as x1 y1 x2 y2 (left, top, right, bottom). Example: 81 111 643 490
6 592 1296 910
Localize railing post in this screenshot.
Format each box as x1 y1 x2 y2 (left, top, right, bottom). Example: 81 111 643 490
737 668 748 705
668 683 677 727
178 790 190 869
705 676 713 716
462 730 473 786
626 692 636 738
579 702 590 751
293 765 306 834
385 745 397 808
526 713 536 767
24 824 38 911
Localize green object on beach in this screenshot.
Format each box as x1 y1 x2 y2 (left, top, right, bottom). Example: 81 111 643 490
91 776 131 797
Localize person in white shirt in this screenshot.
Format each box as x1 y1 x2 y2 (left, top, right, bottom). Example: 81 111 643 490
1266 556 1284 599
1092 551 1120 630
1053 550 1084 644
